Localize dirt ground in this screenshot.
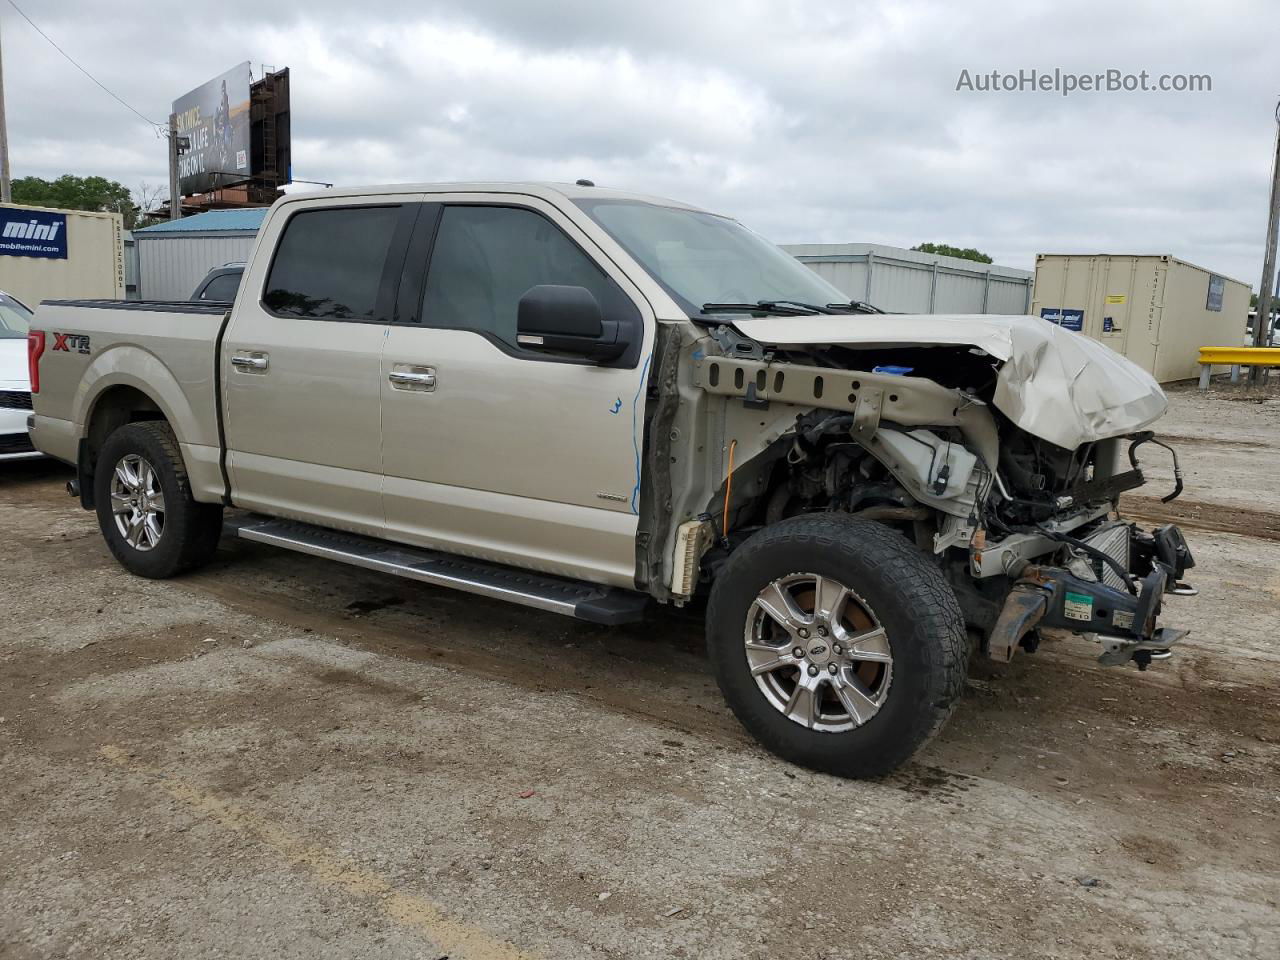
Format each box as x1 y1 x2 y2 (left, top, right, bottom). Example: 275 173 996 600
2 383 1278 960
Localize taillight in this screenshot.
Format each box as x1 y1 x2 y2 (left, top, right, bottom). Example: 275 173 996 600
27 331 45 394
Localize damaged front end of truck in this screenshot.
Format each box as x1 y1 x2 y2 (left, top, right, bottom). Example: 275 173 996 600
653 310 1197 672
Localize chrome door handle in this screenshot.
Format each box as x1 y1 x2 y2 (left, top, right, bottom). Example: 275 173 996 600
230 354 269 371
388 369 436 390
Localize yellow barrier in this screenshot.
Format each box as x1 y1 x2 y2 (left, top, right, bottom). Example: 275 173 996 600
1197 345 1280 389
1198 346 1280 366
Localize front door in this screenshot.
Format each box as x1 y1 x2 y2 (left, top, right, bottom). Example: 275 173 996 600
379 199 653 587
222 199 418 535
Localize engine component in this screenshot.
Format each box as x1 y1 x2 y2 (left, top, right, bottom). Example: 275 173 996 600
875 428 977 500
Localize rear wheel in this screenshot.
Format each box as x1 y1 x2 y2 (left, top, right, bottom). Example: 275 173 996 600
94 422 223 578
706 514 966 778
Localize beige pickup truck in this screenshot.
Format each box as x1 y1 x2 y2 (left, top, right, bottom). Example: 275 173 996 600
27 182 1196 777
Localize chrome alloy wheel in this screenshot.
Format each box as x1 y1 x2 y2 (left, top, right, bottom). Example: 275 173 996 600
744 573 893 732
109 453 165 552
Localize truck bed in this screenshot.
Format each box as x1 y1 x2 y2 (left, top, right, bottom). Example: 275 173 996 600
28 298 229 495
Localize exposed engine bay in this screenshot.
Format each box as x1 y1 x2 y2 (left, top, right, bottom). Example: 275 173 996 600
661 314 1196 671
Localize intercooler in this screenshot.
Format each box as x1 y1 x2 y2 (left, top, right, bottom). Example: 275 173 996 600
1083 523 1132 592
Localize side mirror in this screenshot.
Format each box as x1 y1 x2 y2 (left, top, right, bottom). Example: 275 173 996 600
516 284 628 362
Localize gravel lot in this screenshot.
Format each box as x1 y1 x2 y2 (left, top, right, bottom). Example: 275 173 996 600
2 384 1278 960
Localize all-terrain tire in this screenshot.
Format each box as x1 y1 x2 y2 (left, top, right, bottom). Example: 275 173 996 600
706 513 967 778
94 421 223 579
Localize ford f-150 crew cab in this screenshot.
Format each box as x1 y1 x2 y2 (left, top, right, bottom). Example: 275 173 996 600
26 182 1197 778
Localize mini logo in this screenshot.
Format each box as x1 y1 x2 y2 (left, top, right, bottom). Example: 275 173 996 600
1 209 68 259
1 219 61 241
809 644 828 657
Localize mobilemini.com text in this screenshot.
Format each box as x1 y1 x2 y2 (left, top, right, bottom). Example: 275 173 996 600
956 68 1211 96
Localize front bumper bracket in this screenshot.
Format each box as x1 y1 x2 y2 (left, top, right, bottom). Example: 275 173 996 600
986 543 1193 668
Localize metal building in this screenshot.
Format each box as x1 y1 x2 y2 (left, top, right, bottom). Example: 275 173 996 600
123 231 139 299
1031 254 1250 382
781 243 1033 315
133 208 268 300
0 204 124 305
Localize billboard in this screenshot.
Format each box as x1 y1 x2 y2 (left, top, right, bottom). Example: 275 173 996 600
173 62 252 196
0 207 68 259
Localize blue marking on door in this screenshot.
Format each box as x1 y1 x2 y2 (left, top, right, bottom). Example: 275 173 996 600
630 352 653 514
610 397 622 414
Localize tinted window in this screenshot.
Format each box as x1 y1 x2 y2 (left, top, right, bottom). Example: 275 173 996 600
264 206 400 320
421 205 615 344
200 271 242 302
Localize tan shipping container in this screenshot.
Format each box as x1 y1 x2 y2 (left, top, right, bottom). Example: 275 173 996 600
1030 254 1250 383
0 204 125 307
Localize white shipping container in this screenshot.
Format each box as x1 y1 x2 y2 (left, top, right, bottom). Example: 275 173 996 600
1030 254 1250 383
781 242 1033 315
0 204 124 306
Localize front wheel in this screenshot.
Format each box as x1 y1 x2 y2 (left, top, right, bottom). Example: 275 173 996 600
706 514 966 778
94 421 223 578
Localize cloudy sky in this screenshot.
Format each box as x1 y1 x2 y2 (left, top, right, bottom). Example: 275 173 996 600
6 0 1276 287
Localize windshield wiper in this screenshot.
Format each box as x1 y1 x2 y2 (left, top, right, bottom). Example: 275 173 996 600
700 300 885 318
700 301 822 317
762 300 841 315
826 300 885 314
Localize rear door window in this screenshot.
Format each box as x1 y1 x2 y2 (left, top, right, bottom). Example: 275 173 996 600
264 206 401 320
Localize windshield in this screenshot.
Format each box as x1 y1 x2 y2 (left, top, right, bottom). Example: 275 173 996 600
575 199 848 317
0 295 32 339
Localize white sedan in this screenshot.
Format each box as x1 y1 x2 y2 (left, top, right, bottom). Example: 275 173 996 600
0 290 41 460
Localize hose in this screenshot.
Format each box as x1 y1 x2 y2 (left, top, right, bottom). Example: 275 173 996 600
721 439 738 538
1128 433 1184 503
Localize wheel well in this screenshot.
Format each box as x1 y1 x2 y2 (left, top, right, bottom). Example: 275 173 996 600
80 386 167 507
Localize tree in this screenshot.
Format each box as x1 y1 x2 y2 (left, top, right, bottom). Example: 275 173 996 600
911 242 993 264
11 174 145 228
131 182 168 229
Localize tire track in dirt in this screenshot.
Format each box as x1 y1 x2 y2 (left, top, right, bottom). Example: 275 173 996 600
1154 433 1271 450
1122 495 1280 542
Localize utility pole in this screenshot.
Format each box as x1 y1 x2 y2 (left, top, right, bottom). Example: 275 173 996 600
0 15 12 204
167 113 182 220
1251 98 1280 384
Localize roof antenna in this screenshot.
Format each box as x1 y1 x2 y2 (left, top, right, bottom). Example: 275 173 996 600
575 178 595 187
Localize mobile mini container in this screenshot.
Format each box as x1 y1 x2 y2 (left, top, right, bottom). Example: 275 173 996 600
0 204 124 306
1030 254 1250 382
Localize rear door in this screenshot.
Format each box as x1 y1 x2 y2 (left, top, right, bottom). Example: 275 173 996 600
1091 256 1136 356
379 196 653 587
221 197 419 535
